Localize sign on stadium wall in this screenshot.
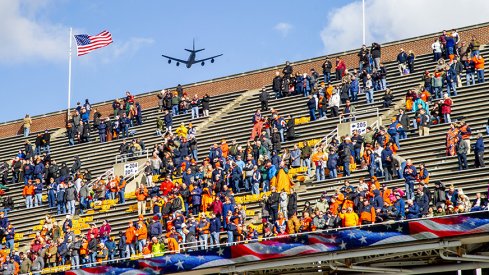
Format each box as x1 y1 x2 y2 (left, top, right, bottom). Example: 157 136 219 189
350 121 368 135
124 162 138 176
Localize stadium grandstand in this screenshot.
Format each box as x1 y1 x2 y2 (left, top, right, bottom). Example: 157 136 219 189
0 22 489 275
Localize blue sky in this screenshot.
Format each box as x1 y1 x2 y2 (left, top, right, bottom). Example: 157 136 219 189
1 0 487 123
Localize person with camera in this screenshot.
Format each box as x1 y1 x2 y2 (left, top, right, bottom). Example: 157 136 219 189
135 184 149 216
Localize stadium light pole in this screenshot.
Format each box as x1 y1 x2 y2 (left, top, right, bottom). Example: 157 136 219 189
67 27 73 122
362 0 366 45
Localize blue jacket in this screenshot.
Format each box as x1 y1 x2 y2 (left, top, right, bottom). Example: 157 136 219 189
381 147 393 166
475 137 485 153
210 217 221 232
372 190 384 210
406 203 421 219
34 183 43 195
81 112 89 123
98 123 106 135
191 187 202 205
149 221 163 237
403 165 417 181
268 165 277 180
394 198 405 219
327 153 338 169
34 163 44 175
397 52 408 63
349 79 359 93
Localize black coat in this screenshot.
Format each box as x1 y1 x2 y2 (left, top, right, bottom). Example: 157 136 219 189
201 96 210 110
273 76 282 91
397 113 410 129
259 90 269 102
286 119 295 139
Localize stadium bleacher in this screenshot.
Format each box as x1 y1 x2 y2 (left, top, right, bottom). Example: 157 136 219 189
0 29 488 275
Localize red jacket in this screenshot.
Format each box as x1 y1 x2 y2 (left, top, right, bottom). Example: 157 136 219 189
160 180 174 196
441 98 452 114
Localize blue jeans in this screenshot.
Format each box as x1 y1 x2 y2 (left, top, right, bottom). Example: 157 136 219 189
66 200 76 215
329 168 337 179
210 232 220 248
191 107 199 119
444 113 451 123
393 133 400 148
125 243 135 257
309 109 316 121
172 105 179 116
199 234 208 250
366 89 374 104
42 145 51 155
57 201 66 214
324 73 331 83
399 128 407 139
227 231 234 246
192 149 198 161
316 167 324 181
137 239 146 253
25 196 33 208
80 197 89 213
68 138 75 146
447 81 457 96
24 174 31 185
71 255 80 268
279 128 284 142
434 52 441 61
303 89 310 97
24 127 30 137
244 177 252 191
466 73 475 86
122 125 129 138
398 162 406 179
252 182 259 195
118 190 125 204
233 179 240 193
405 180 415 200
477 70 485 83
99 133 106 143
34 193 42 207
350 90 358 102
343 162 350 177
262 180 270 193
6 239 14 250
48 192 56 208
433 86 442 99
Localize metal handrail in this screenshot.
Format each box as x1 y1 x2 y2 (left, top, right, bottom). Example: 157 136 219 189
115 148 151 163
313 127 338 153
338 108 379 124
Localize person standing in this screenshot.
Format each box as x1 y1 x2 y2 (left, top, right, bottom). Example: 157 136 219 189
456 137 468 170
418 109 430 136
190 95 200 119
322 57 333 83
403 159 417 200
272 71 282 99
397 48 408 75
371 42 381 70
259 88 269 111
201 94 210 117
472 53 485 83
307 95 316 121
474 133 485 168
135 184 148 216
23 114 32 137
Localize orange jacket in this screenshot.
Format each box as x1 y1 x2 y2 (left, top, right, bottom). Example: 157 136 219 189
339 211 359 227
382 189 393 206
22 185 35 196
360 205 376 224
221 143 229 158
136 223 148 241
167 237 180 253
80 240 89 255
473 56 485 70
125 226 137 244
136 187 148 201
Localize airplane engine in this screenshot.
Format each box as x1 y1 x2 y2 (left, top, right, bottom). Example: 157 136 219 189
211 58 215 63
168 59 171 64
201 61 205 66
176 62 180 66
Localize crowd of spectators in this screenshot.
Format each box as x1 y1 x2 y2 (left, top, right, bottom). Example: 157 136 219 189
0 31 488 275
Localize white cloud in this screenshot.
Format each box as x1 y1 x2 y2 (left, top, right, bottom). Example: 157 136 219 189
0 0 68 64
274 22 293 37
100 37 154 64
320 0 489 54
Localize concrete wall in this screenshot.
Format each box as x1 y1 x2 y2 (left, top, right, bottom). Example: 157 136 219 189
2 22 489 138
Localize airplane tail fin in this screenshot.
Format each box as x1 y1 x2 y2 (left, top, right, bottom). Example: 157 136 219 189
185 39 204 52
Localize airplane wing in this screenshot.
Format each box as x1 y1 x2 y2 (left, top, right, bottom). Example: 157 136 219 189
194 54 223 63
161 54 188 64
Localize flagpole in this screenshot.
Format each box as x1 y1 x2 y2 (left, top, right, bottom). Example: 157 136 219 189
362 0 366 45
67 27 73 122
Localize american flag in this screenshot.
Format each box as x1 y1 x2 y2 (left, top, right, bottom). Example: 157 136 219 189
74 30 113 56
61 212 489 275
